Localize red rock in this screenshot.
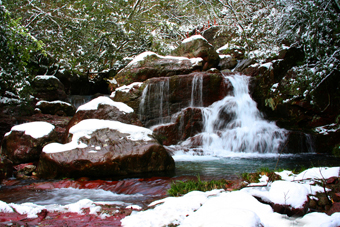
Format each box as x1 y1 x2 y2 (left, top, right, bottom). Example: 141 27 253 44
326 177 339 184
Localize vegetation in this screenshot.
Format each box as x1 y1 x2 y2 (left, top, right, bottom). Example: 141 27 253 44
1 0 339 113
0 4 45 99
242 167 281 183
168 175 230 196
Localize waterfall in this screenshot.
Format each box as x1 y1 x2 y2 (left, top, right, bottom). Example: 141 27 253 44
196 74 287 155
139 78 170 126
190 74 203 107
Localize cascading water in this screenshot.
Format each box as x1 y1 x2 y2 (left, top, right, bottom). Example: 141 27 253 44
190 74 203 107
199 74 287 155
139 78 170 126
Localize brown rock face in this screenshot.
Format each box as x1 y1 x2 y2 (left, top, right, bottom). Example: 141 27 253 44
139 71 232 127
172 35 220 70
32 75 67 101
37 124 175 179
153 107 204 146
1 122 58 164
114 52 203 88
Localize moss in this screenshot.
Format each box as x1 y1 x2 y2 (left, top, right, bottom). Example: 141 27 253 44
168 175 230 196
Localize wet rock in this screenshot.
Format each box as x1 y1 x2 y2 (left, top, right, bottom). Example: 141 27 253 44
37 119 175 179
139 71 232 127
36 100 76 116
172 35 220 70
32 75 67 101
153 107 204 145
1 122 58 164
0 156 13 183
114 51 203 88
13 163 37 179
283 131 315 154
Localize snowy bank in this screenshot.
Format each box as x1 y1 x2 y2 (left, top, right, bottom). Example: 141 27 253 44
121 166 340 227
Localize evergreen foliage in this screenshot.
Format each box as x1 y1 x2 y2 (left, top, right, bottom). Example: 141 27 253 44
1 0 339 111
0 4 44 98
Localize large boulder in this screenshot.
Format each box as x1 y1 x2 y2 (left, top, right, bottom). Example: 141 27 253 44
113 52 203 88
172 35 220 70
1 122 58 164
202 26 233 49
139 71 232 127
36 100 76 116
153 107 204 146
66 96 142 140
37 119 175 179
32 75 67 101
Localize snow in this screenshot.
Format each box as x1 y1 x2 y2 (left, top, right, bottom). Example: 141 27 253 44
36 100 73 107
314 123 340 135
110 82 143 98
121 166 340 227
182 35 208 44
43 119 153 153
34 75 60 82
5 121 55 139
76 96 133 113
123 51 203 69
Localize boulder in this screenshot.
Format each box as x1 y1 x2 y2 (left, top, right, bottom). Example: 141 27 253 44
139 71 232 127
153 107 204 145
37 119 175 179
172 35 220 70
36 100 76 116
1 122 58 164
217 44 245 59
202 26 233 49
32 75 67 101
113 51 203 88
111 82 144 113
66 96 142 141
218 55 238 70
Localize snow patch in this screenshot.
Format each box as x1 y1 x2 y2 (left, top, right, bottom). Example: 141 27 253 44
77 96 133 113
36 100 73 107
34 75 60 82
5 122 55 139
111 82 143 98
182 35 208 44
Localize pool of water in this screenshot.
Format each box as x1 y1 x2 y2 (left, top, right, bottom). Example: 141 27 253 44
174 153 340 179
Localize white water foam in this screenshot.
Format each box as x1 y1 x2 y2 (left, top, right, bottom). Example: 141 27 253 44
173 74 287 159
